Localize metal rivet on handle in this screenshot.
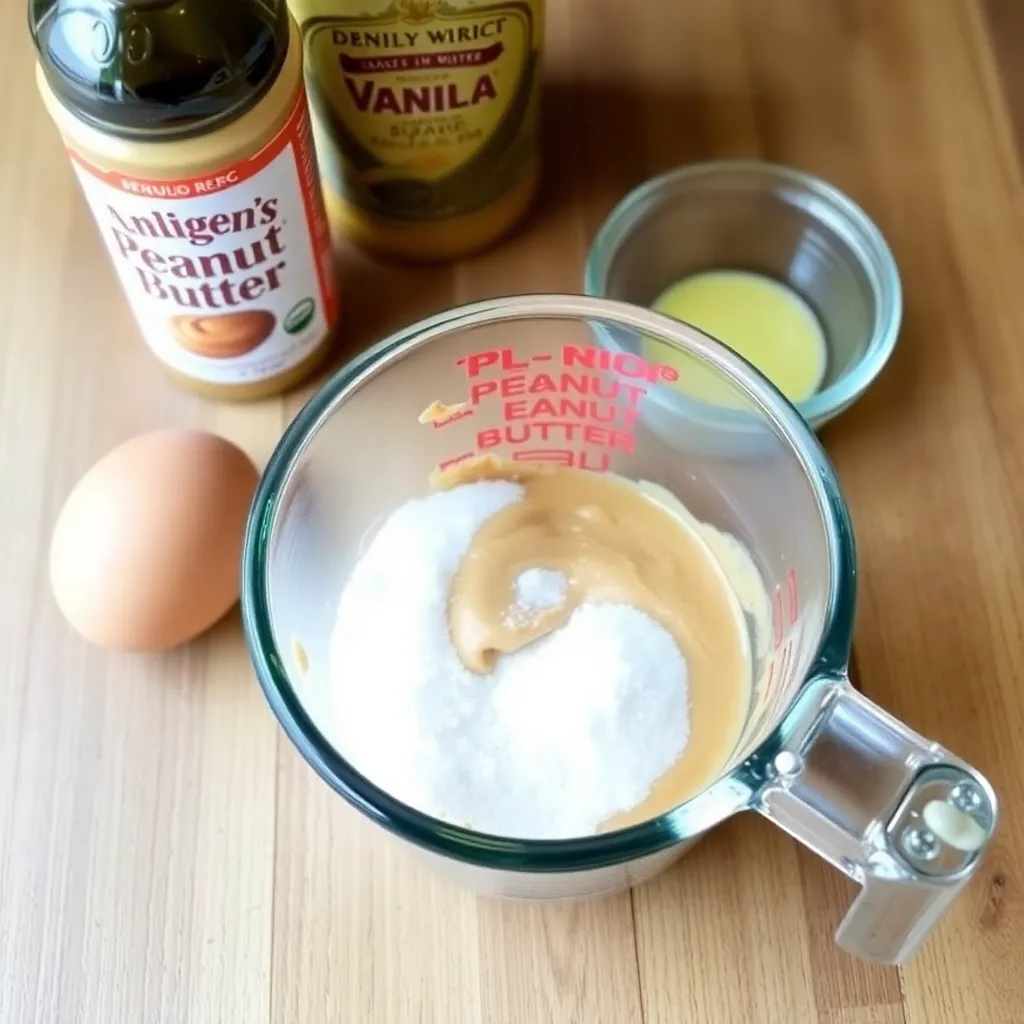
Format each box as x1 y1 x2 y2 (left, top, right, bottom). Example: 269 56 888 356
949 782 984 817
773 751 802 778
902 826 940 862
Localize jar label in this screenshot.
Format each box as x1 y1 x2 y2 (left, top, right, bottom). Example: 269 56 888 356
66 89 339 386
297 0 542 222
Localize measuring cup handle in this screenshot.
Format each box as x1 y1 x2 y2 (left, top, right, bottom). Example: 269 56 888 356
753 676 998 964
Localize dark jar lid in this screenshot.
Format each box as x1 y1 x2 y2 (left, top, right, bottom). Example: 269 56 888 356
29 0 290 140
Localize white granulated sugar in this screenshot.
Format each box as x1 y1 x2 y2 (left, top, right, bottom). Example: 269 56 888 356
505 567 569 627
330 481 690 839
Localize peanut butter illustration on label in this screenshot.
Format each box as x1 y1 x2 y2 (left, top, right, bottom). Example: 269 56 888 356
171 311 277 359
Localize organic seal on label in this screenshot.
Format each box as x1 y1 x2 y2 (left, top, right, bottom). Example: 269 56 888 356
284 297 317 334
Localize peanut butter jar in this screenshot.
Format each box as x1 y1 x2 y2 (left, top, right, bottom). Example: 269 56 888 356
31 0 340 400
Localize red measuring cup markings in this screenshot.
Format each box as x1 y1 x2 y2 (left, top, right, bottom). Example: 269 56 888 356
432 342 679 472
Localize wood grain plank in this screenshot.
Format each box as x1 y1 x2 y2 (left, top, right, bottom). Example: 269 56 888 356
0 26 281 1024
815 0 1024 1019
0 61 82 1024
979 0 1024 173
633 818 818 1024
797 852 902 1016
476 897 644 1024
823 1009 908 1024
270 744 484 1024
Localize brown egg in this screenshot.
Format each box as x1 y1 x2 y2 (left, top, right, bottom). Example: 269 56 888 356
49 429 260 652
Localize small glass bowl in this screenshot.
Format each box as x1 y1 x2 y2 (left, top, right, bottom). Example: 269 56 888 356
583 160 902 429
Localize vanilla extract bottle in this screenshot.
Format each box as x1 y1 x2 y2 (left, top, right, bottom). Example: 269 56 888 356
289 0 546 261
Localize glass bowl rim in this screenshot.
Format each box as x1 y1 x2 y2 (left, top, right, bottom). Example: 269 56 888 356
582 158 903 429
240 293 857 872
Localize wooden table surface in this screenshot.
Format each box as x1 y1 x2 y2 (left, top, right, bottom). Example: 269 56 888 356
3 1 1023 1021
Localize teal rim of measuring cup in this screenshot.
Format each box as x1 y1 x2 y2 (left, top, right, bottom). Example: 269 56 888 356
240 294 858 873
583 159 903 430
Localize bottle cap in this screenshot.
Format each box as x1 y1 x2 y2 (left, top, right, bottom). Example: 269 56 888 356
29 0 289 138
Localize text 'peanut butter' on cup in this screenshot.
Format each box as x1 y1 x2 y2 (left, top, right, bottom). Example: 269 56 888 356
30 0 340 401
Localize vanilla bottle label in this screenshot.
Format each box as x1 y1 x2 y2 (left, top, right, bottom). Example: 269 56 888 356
67 91 338 385
296 0 542 222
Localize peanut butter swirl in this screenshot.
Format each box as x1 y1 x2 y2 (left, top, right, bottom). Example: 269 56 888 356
435 457 753 827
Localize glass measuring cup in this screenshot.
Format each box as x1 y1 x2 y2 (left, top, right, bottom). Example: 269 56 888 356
241 295 997 965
